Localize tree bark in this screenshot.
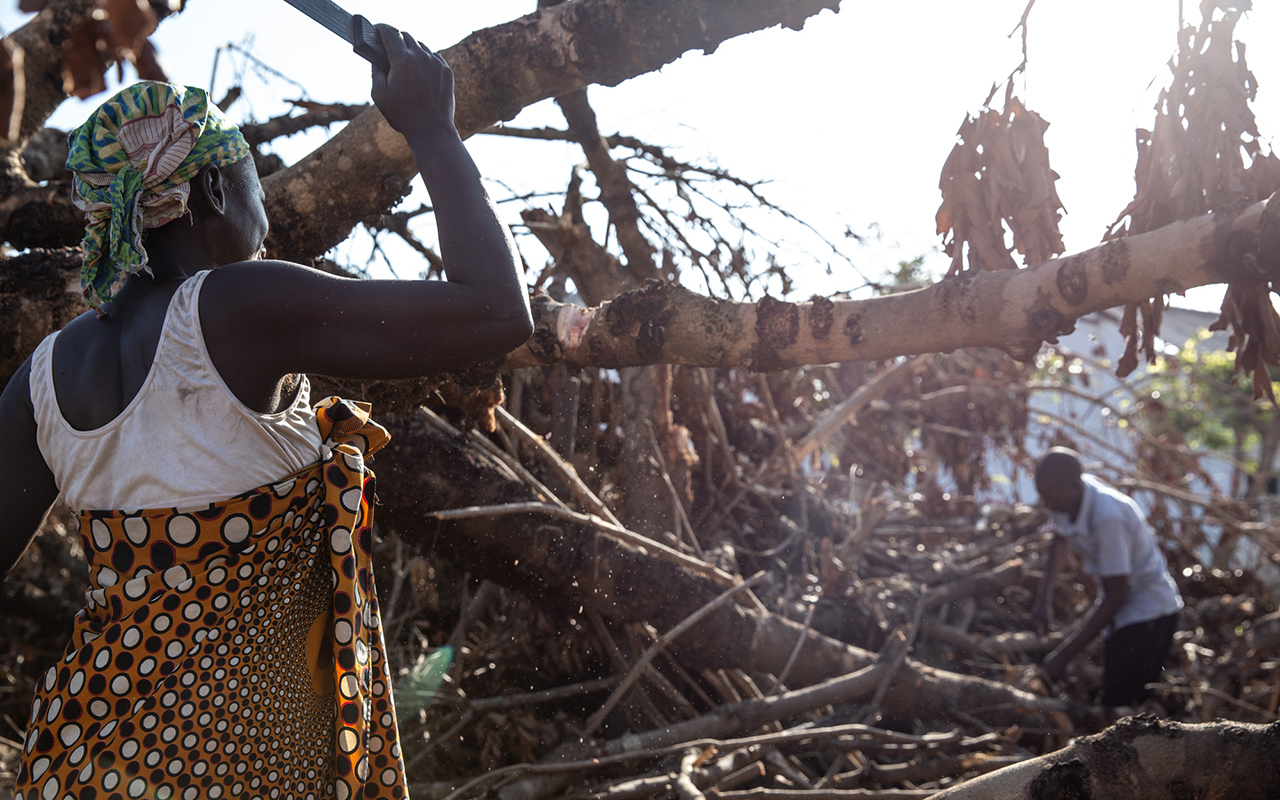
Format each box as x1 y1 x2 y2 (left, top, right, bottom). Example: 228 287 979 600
503 195 1280 370
0 0 99 250
0 0 841 255
2 0 97 146
5 196 1279 398
0 247 81 386
929 716 1280 800
262 0 842 260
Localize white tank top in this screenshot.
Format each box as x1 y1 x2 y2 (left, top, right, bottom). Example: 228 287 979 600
29 270 323 512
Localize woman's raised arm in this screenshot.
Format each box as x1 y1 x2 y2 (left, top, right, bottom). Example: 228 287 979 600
201 24 532 394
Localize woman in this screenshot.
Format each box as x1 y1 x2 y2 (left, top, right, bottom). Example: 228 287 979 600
0 24 531 800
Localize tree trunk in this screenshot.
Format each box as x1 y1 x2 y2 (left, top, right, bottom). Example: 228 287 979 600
502 195 1280 370
6 195 1280 402
2 0 97 145
929 716 1280 800
0 248 82 385
0 0 99 250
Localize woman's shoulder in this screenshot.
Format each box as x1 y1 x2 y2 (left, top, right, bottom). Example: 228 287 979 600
47 279 193 431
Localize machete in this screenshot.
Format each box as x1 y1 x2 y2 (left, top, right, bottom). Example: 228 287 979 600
280 0 391 73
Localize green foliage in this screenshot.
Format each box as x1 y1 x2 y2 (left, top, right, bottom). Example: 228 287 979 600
872 254 936 296
1144 332 1274 469
891 255 930 286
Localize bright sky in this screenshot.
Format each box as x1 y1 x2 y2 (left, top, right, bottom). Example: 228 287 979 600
4 0 1279 311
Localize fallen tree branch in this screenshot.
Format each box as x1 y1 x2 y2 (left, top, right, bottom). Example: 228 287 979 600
499 194 1280 370
239 100 369 147
712 790 933 800
928 716 1280 799
1 0 97 145
789 355 932 468
496 405 624 527
7 195 1280 402
426 502 738 589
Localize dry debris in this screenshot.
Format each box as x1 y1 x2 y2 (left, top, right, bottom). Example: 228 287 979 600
4 354 1276 799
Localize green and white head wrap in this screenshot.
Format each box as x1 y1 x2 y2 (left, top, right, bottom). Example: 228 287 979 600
65 81 251 309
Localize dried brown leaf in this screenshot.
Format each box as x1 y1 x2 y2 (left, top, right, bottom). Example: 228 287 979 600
1106 8 1280 391
18 0 48 11
56 0 167 102
936 94 1064 277
103 0 157 63
61 17 107 99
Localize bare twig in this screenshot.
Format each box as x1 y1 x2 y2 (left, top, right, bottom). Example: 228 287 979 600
426 502 739 588
790 356 933 468
767 600 815 696
584 572 768 736
496 405 624 527
645 419 703 556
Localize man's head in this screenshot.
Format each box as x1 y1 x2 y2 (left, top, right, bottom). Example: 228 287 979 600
65 81 252 308
1036 447 1084 516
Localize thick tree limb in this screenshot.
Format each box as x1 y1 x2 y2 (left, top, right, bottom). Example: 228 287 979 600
2 0 97 146
503 195 1280 370
261 0 842 260
929 716 1280 800
0 0 98 249
0 1 841 256
5 197 1278 399
0 247 81 386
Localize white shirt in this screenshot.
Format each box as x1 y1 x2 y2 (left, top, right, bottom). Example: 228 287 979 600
29 271 323 511
1049 474 1183 630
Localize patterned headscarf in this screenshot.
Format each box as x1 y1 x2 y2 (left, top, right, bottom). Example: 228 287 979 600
65 82 251 309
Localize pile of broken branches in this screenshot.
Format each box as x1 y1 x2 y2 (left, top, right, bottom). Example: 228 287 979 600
3 356 1279 798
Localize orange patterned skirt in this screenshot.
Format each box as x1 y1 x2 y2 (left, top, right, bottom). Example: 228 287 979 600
14 398 408 800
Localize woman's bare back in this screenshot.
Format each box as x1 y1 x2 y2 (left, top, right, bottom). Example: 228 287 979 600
47 280 183 432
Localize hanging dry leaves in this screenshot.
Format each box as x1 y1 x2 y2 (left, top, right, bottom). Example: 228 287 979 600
1104 4 1280 391
935 84 1066 276
1212 282 1280 401
61 0 179 99
62 16 108 99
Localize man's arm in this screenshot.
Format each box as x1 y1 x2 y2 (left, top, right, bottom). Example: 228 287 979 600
1042 575 1128 681
0 359 60 583
1030 534 1068 635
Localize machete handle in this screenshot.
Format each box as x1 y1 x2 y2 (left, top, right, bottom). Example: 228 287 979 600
351 14 391 73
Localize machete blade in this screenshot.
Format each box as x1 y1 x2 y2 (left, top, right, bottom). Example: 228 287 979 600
279 0 390 73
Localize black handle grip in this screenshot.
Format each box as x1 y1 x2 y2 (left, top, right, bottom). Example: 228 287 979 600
351 14 390 73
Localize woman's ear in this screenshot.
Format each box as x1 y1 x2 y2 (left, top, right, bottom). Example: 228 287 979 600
191 164 228 216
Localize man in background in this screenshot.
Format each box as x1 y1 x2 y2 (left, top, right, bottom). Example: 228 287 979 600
1031 448 1183 709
